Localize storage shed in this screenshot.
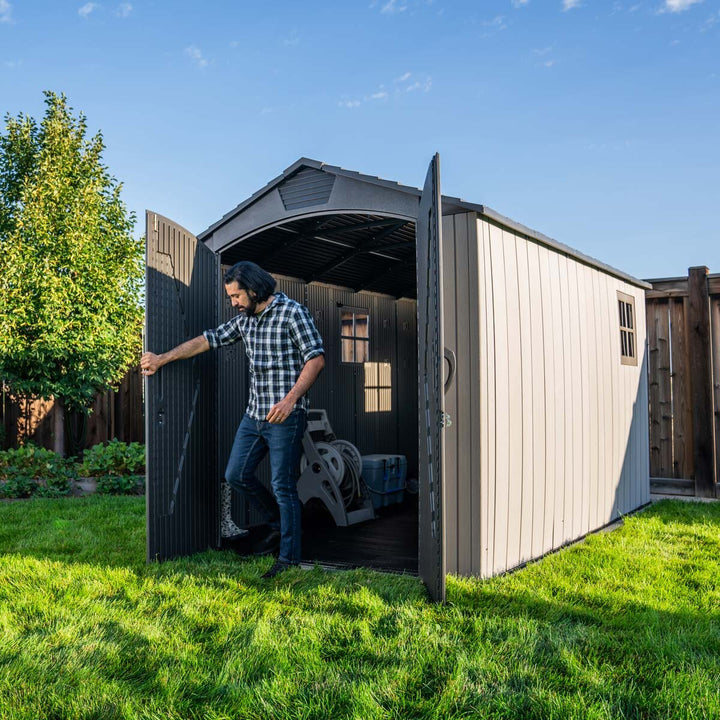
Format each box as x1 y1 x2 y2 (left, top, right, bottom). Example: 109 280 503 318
145 155 651 601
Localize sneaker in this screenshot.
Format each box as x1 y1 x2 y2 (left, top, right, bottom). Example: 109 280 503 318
262 559 298 579
253 528 281 556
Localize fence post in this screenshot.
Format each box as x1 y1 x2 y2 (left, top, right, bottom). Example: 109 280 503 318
688 266 717 497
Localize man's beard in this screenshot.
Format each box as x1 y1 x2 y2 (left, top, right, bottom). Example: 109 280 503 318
243 297 258 317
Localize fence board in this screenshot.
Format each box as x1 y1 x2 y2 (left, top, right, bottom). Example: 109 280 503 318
712 296 720 489
646 269 718 496
670 298 693 479
647 299 672 477
688 267 716 496
1 366 144 453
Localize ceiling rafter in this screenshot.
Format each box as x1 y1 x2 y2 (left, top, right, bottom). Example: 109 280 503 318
262 218 333 264
353 255 415 296
317 218 408 238
304 221 409 283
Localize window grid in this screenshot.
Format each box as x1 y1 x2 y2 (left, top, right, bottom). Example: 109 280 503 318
340 308 369 364
617 291 637 366
364 362 392 413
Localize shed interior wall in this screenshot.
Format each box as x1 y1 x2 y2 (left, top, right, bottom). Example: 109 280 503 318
216 262 420 570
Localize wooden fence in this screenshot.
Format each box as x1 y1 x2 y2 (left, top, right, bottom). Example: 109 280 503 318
3 268 719 497
1 366 144 454
645 267 719 497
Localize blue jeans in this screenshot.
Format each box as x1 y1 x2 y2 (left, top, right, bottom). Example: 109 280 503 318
225 409 306 564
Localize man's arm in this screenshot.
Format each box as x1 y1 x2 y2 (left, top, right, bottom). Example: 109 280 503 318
140 334 210 376
266 354 325 423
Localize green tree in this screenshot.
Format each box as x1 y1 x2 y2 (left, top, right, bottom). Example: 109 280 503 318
0 92 144 454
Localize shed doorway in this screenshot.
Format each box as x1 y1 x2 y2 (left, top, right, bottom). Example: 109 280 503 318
215 211 421 574
146 155 446 601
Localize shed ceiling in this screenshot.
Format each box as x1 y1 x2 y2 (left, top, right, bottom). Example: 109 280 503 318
219 212 418 299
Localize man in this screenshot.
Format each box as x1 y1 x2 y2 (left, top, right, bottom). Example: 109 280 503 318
141 261 325 578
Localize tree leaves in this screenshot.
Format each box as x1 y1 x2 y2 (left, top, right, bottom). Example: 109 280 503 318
0 91 144 412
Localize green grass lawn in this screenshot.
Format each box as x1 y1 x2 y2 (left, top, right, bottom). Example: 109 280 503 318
0 497 718 720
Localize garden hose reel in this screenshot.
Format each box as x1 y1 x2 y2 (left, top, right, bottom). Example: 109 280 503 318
297 410 375 527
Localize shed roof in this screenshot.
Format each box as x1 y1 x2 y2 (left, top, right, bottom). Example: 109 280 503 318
198 157 650 294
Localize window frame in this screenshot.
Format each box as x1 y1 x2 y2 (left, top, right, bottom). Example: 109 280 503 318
364 361 392 413
617 291 638 367
339 306 370 364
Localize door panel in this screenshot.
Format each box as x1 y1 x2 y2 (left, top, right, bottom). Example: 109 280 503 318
416 156 446 602
145 211 219 561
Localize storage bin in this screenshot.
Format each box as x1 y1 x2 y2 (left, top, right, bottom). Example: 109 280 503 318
361 454 407 509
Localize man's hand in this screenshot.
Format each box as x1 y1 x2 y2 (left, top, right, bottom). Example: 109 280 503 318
141 352 162 376
140 335 210 377
266 397 296 424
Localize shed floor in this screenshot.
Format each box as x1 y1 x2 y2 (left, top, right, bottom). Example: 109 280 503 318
300 494 418 573
221 494 419 574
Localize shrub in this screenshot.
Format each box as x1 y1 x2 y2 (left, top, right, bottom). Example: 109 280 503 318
79 439 145 477
0 444 75 498
95 474 145 496
0 474 34 499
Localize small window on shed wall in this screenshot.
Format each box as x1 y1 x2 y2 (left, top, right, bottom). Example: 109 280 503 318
364 362 392 413
617 291 637 366
340 307 369 363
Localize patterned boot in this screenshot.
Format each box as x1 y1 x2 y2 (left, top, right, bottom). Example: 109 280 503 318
221 480 249 539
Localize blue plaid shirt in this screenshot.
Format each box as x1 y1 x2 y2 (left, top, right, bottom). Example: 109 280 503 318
203 292 324 420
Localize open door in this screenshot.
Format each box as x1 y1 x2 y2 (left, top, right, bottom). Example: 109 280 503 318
416 155 446 602
145 211 219 562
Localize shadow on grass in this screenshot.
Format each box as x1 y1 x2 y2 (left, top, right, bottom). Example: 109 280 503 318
3 496 720 615
644 498 720 527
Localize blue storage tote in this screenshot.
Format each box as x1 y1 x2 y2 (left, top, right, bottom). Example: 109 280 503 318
361 454 407 509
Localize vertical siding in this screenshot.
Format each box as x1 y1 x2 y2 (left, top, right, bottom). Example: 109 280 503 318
475 216 650 578
442 216 459 574
303 284 417 469
516 236 534 565
396 299 419 481
146 213 218 562
441 213 482 576
479 219 495 574
527 243 547 559
489 223 510 574
468 222 482 574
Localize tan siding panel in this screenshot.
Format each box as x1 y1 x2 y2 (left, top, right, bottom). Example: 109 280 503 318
442 215 458 574
538 246 557 554
560 255 575 544
527 242 547 559
579 264 593 536
549 252 567 548
569 261 583 540
516 237 534 564
455 214 474 576
488 223 509 575
613 274 625 519
504 229 523 571
479 219 496 577
468 219 482 576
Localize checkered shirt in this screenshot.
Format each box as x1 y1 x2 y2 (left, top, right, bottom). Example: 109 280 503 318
203 292 324 421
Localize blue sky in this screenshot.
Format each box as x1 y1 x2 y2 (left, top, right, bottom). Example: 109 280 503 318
1 0 718 279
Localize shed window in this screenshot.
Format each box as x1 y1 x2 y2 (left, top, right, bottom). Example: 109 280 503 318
364 362 392 413
617 292 637 366
340 308 369 363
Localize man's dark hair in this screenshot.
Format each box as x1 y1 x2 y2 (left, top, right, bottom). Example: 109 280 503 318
224 261 276 303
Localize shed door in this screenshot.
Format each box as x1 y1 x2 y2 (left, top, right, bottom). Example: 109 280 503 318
416 155 446 602
145 211 219 562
